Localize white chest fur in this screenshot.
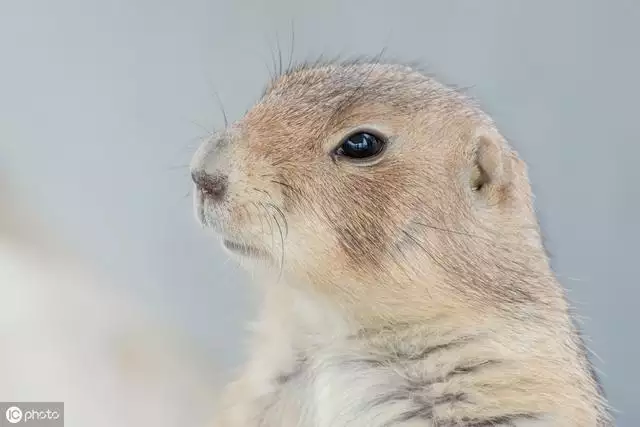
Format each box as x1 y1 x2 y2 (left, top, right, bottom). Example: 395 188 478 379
242 288 552 427
305 350 420 427
268 346 549 427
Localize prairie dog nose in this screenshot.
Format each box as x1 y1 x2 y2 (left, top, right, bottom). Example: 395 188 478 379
191 170 228 201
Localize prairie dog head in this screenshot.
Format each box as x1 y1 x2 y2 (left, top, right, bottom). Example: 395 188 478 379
191 62 555 322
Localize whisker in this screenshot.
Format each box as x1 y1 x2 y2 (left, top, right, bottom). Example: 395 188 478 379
251 202 267 237
390 241 421 285
171 188 193 213
259 202 276 261
263 35 276 79
256 49 276 80
269 178 310 203
201 71 230 128
412 221 542 253
253 187 272 198
269 179 295 191
412 221 491 242
327 47 388 128
270 210 285 283
253 187 288 238
407 223 557 287
276 30 283 77
187 118 215 137
400 229 452 275
177 133 212 154
240 203 252 232
212 89 229 128
263 60 274 79
287 19 296 73
266 203 288 238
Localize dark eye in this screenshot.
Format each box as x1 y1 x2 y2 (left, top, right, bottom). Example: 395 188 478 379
336 132 385 160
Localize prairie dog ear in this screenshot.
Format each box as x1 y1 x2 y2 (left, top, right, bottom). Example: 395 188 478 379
470 128 513 196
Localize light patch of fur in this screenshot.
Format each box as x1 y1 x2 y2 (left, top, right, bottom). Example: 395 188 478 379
0 183 219 427
192 61 611 426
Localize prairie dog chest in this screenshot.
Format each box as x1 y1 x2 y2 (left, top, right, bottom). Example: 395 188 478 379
272 347 417 427
306 351 420 427
266 344 549 427
254 292 548 426
259 292 435 426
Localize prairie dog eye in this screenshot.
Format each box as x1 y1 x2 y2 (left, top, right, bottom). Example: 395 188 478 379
336 132 386 160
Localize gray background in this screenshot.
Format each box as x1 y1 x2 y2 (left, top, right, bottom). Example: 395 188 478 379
1 0 637 424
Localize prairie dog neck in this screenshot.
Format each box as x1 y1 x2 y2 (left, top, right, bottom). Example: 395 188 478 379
258 272 568 357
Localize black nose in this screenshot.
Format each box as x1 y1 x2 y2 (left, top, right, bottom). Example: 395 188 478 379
191 170 228 200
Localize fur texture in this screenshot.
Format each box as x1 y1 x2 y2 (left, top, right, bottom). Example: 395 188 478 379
191 61 611 426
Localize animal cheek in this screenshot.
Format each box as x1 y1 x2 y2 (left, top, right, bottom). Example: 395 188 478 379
329 198 393 271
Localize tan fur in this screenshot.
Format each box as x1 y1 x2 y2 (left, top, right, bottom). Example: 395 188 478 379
191 61 611 426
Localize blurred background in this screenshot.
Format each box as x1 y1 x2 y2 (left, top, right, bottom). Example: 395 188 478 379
0 0 637 425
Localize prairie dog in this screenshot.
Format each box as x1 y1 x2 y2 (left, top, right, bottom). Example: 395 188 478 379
191 61 611 426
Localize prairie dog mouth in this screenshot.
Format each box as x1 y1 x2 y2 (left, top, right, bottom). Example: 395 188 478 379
222 239 269 259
